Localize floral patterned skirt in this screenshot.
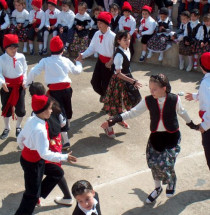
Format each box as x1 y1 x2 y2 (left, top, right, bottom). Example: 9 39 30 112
70 32 89 54
179 40 193 56
193 41 210 55
9 24 28 42
103 74 133 116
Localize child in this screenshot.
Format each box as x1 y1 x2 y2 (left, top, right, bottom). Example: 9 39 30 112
0 0 10 52
15 94 77 215
138 5 156 62
72 180 101 215
179 9 201 72
185 52 210 170
43 0 60 55
26 36 83 150
28 0 45 55
154 0 174 19
101 73 197 203
147 7 173 62
76 12 115 107
29 82 73 206
57 0 75 52
0 34 27 140
118 1 136 58
70 2 91 54
103 30 142 138
10 0 29 53
110 3 121 33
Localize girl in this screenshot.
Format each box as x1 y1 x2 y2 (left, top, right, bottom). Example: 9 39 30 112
102 30 141 138
110 3 121 33
43 0 60 55
138 5 156 62
57 0 75 52
101 73 197 203
10 0 29 53
70 2 91 54
179 9 201 72
147 7 174 62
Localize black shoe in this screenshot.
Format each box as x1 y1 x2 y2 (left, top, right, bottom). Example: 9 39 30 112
139 55 146 62
30 49 34 55
38 50 43 56
42 48 47 55
16 127 22 137
146 187 162 204
62 142 70 150
0 129 10 140
166 184 176 198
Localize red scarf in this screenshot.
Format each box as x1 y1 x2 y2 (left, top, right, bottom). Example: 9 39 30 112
99 34 103 43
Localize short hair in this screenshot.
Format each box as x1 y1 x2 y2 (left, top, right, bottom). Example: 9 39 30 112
180 11 190 19
203 13 210 22
62 0 71 8
29 82 46 96
92 5 103 14
191 8 200 16
14 0 26 7
109 3 119 11
72 180 93 198
78 1 87 9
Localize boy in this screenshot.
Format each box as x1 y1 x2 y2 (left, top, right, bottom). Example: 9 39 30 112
72 180 101 215
0 34 27 139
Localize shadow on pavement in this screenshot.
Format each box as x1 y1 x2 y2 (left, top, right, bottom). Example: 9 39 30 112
0 137 16 152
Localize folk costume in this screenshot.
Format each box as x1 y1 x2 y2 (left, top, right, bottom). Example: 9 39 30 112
110 14 120 33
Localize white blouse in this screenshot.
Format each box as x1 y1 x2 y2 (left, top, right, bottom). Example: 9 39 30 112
114 46 131 71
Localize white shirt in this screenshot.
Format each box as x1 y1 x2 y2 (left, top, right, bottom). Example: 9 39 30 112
29 9 45 30
56 10 75 29
45 8 60 28
17 115 68 162
78 198 98 215
192 73 210 131
0 52 27 87
0 10 10 30
82 28 115 58
184 20 200 37
121 95 191 132
26 55 82 86
11 9 29 24
196 25 210 40
157 17 173 36
119 15 136 36
114 46 130 71
139 16 156 35
178 22 188 41
75 12 91 29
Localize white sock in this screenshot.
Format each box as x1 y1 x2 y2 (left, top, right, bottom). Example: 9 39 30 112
61 132 69 144
23 42 27 49
65 42 69 48
154 180 161 188
39 43 43 51
179 54 184 62
43 31 49 49
29 43 33 51
4 117 10 130
52 31 57 37
159 52 163 58
16 117 23 128
188 56 193 65
142 50 146 56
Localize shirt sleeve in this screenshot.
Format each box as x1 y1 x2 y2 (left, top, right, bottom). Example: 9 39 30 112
22 55 28 85
38 11 45 30
82 33 97 58
114 53 123 70
192 92 199 100
1 14 10 30
68 13 75 29
129 19 136 36
118 17 123 31
29 11 34 24
176 96 191 123
0 58 5 87
45 11 50 27
141 20 156 35
68 59 83 75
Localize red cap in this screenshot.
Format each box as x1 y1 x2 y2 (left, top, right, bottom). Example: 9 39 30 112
200 52 210 72
50 36 64 53
97 12 113 25
142 5 152 13
122 1 132 12
0 0 8 10
47 0 57 6
3 34 19 49
32 95 50 114
32 0 42 9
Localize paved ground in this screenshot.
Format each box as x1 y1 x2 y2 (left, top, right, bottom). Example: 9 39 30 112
0 56 209 215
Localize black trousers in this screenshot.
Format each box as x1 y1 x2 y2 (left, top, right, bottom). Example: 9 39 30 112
91 59 114 97
27 27 43 42
1 87 26 117
202 129 210 170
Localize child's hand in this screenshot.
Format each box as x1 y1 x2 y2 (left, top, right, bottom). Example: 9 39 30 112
101 121 109 129
35 28 39 32
2 83 9 92
22 83 26 90
67 151 77 164
76 53 83 61
204 42 208 46
32 18 36 23
201 42 204 47
51 25 55 30
17 23 22 29
185 93 193 101
199 124 205 133
134 80 142 89
105 62 112 69
185 41 190 46
47 26 51 31
59 27 63 34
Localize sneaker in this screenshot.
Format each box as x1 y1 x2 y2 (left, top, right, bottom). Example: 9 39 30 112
94 52 98 58
54 197 73 206
139 55 146 62
42 48 47 55
179 60 184 70
30 49 34 55
62 142 70 150
147 51 153 59
158 53 163 61
186 63 193 72
0 129 10 140
118 121 130 129
104 127 115 138
23 47 27 53
146 187 163 204
38 50 43 56
36 198 42 207
16 127 22 137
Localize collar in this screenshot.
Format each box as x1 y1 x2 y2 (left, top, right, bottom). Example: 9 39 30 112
124 15 130 19
5 52 17 60
191 20 199 25
118 46 129 53
78 198 98 215
159 17 169 23
34 115 46 125
100 27 110 35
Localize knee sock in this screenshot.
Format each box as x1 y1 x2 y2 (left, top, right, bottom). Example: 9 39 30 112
4 117 10 130
29 43 33 51
61 132 69 144
154 180 161 188
179 54 184 62
159 52 163 58
43 31 49 49
188 56 193 66
58 176 72 199
16 117 23 128
194 54 198 65
39 43 43 51
142 50 146 56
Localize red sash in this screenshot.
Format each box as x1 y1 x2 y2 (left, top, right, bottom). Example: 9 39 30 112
99 55 111 64
123 26 137 42
49 18 57 26
2 75 23 119
48 82 71 91
32 18 41 28
123 26 131 31
199 110 206 122
22 146 41 162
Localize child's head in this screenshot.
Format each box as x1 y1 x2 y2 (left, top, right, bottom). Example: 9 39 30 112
159 7 169 21
14 0 25 12
3 34 19 57
92 5 103 18
114 30 130 49
61 0 71 12
203 13 210 27
0 0 8 11
142 5 152 19
97 12 112 33
29 82 46 96
149 74 171 99
47 0 57 11
50 36 64 55
72 180 95 211
190 9 200 22
180 11 190 25
122 1 132 18
200 52 210 74
109 3 119 18
78 2 87 15
31 0 42 11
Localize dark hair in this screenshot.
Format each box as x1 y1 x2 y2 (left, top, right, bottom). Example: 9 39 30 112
180 11 190 19
72 180 93 197
159 7 169 16
34 96 54 114
51 99 62 114
190 9 200 16
29 82 46 96
78 1 87 9
149 74 171 93
114 30 130 47
92 5 103 14
15 0 26 7
203 13 210 22
62 0 71 8
109 3 119 11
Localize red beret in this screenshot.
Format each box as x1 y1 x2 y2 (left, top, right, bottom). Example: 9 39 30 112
50 36 64 53
200 52 210 72
47 0 57 6
97 12 113 25
32 0 42 9
0 0 8 10
142 5 152 14
32 95 50 114
122 1 132 12
3 34 19 49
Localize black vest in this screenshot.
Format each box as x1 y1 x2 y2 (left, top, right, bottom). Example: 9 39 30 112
203 25 210 43
145 93 179 133
47 112 61 139
187 22 201 40
111 15 121 32
158 19 170 33
0 10 6 26
74 18 90 37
